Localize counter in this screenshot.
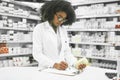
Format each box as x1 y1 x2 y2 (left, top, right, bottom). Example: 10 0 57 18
0 66 116 80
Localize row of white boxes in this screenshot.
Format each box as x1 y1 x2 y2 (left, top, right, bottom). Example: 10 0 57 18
69 0 113 3
0 16 36 30
0 1 30 17
69 18 120 29
0 0 39 68
90 59 117 70
0 1 39 20
75 3 120 16
70 32 120 43
8 44 32 54
0 57 30 67
71 45 119 60
0 30 32 42
70 0 120 76
0 44 32 54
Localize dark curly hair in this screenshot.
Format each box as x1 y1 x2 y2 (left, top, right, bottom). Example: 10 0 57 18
40 0 76 25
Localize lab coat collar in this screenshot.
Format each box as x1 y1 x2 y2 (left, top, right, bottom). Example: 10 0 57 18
45 21 63 30
44 21 52 30
44 21 63 36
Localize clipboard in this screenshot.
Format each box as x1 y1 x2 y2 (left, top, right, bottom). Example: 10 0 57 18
42 68 81 76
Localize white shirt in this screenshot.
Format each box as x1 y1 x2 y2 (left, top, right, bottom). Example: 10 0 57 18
57 28 62 54
32 21 77 69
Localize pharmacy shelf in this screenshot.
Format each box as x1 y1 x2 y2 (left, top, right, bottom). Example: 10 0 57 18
69 42 112 46
0 27 33 31
23 62 38 67
77 14 120 19
70 0 119 70
0 53 32 58
72 0 120 6
2 0 31 8
0 12 40 20
0 41 32 43
75 55 117 61
1 0 44 10
86 56 117 61
67 28 120 32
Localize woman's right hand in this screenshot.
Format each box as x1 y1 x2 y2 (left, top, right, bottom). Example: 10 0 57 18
53 61 68 70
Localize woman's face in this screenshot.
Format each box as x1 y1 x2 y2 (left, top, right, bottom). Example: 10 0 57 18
52 11 67 27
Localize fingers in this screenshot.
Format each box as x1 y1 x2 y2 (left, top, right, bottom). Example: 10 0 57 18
116 10 120 13
53 61 68 70
61 61 68 68
78 64 86 70
60 61 68 70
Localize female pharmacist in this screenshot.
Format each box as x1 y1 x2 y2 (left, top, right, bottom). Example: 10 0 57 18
33 0 86 70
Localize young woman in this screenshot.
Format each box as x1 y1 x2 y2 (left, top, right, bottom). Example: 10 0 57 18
33 0 86 70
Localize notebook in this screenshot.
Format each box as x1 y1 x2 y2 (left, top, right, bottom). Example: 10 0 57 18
42 67 81 76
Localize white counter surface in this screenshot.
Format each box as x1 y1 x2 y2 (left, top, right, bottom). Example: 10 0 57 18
0 66 116 80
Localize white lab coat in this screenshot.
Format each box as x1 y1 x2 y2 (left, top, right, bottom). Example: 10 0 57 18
33 21 77 69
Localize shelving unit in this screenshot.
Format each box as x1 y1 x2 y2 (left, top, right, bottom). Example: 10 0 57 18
75 55 117 62
1 0 34 8
67 28 120 32
0 53 32 58
0 41 32 43
0 27 32 31
0 0 39 67
72 0 120 6
23 62 38 67
0 12 40 21
77 14 120 19
69 42 113 46
67 0 120 71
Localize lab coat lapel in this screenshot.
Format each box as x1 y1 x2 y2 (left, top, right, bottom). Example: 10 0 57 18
45 22 65 61
44 21 58 54
45 21 57 38
59 27 65 61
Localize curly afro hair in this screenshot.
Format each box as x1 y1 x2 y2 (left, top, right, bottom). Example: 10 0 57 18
40 0 76 25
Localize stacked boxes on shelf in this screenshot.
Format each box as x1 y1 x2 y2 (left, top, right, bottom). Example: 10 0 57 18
67 0 120 70
0 0 40 67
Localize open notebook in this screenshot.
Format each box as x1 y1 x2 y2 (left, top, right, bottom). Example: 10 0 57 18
42 67 82 76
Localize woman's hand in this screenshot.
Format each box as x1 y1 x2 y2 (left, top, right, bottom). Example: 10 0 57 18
116 9 120 13
77 64 86 70
75 57 89 70
53 61 68 70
